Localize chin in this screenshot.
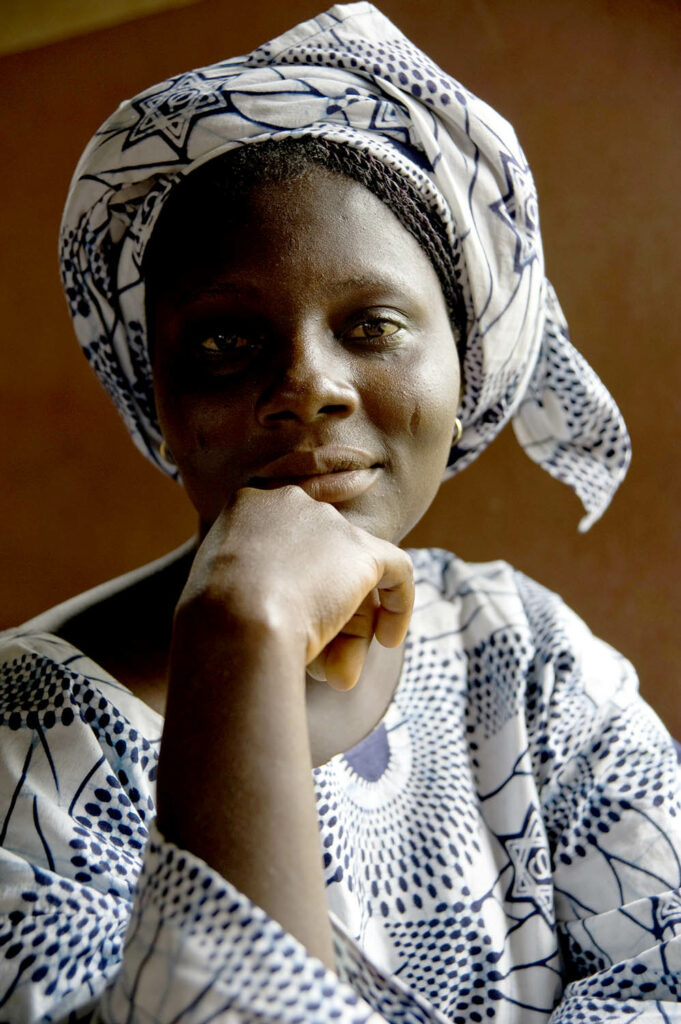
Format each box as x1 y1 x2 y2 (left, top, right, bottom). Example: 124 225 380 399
329 503 403 544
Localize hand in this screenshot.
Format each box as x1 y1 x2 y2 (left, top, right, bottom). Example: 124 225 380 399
177 485 414 690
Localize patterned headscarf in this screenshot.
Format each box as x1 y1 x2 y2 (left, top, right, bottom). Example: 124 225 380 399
59 1 630 530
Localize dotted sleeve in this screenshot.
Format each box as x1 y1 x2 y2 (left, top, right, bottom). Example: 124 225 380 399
99 823 389 1024
513 572 681 1021
0 632 391 1023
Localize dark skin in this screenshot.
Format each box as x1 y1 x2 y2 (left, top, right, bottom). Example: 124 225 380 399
58 167 461 969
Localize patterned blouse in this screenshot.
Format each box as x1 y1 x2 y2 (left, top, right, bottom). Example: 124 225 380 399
0 548 679 1023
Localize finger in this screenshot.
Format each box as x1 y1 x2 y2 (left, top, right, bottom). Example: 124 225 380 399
306 654 327 682
307 591 378 689
374 555 414 648
323 633 373 691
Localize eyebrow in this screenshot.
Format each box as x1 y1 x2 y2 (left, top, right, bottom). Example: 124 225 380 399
166 272 415 310
167 280 246 309
328 274 405 292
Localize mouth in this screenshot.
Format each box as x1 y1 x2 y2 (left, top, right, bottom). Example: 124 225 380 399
249 446 381 503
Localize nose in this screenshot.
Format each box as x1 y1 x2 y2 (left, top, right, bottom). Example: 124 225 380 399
255 328 358 426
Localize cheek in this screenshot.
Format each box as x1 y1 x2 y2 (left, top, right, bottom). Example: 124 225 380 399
173 409 247 475
407 383 459 483
156 360 237 456
375 350 460 455
363 346 460 530
154 380 253 502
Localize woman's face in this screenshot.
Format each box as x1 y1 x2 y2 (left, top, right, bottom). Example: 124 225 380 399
151 167 461 544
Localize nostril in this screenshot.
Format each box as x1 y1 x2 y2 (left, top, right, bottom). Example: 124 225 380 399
265 404 349 423
265 409 298 422
320 404 350 415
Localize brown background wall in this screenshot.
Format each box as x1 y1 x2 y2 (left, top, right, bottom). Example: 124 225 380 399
1 0 679 733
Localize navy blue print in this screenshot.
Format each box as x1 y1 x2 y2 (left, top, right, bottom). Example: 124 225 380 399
343 723 391 783
1 549 679 1021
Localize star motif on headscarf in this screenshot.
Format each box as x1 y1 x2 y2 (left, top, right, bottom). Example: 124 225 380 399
124 70 234 157
489 151 539 273
653 890 681 939
500 806 553 921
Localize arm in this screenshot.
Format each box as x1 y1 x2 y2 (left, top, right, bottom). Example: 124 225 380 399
155 485 413 969
157 614 337 968
0 486 415 1022
514 573 681 1022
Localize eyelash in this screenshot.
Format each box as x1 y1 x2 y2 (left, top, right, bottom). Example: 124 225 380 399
344 317 403 345
189 314 406 372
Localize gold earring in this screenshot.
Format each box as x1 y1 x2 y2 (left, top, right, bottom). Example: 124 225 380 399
452 417 463 447
160 439 173 464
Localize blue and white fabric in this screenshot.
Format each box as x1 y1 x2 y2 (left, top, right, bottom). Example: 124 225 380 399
1 548 680 1022
59 2 630 531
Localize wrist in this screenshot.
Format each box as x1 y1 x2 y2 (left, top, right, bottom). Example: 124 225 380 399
172 585 306 670
157 641 316 879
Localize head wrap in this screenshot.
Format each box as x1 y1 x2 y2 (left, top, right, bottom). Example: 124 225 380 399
59 1 630 530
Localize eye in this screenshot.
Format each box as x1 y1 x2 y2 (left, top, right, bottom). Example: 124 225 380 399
192 329 264 371
343 318 403 344
199 332 258 354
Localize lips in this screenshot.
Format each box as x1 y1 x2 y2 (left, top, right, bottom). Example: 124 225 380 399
249 446 381 503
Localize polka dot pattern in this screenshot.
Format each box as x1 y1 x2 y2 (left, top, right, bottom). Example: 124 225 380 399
0 549 680 1021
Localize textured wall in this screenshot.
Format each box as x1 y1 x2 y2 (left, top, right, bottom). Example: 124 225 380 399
1 0 679 732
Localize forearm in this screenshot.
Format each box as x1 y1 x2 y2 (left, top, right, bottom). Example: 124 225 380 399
153 487 412 973
156 609 335 968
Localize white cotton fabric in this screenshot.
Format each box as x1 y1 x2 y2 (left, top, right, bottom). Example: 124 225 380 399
59 2 630 528
1 549 680 1021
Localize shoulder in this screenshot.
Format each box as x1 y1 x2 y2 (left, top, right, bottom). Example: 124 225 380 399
407 547 638 707
0 540 195 707
12 537 196 638
408 545 572 635
0 626 162 739
407 550 676 817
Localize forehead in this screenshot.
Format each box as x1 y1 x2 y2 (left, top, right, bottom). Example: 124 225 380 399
147 166 444 304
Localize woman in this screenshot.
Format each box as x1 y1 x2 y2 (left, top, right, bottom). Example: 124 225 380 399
1 3 679 1021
